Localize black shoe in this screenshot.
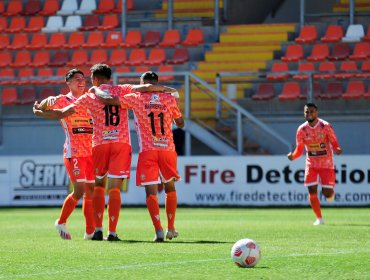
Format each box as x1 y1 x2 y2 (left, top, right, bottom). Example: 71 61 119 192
91 230 103 241
107 234 122 241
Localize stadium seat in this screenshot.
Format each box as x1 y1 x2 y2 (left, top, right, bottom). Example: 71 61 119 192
60 15 82 32
252 83 275 100
295 25 318 44
293 62 315 80
363 26 370 41
30 51 50 67
26 33 48 50
19 88 36 104
42 16 64 33
16 68 34 85
45 33 67 49
281 44 304 62
278 82 302 100
321 25 343 43
5 16 26 33
0 0 4 14
60 87 70 95
166 48 189 64
0 52 12 67
102 31 123 48
79 14 99 31
11 50 31 68
53 67 70 84
307 44 329 61
34 68 54 84
159 30 181 47
94 0 115 14
0 17 7 32
342 81 365 100
135 66 150 73
356 61 370 78
182 29 204 46
349 42 369 60
75 0 96 15
39 0 59 15
57 0 78 15
21 0 41 16
328 43 350 60
125 49 146 66
365 84 370 99
301 82 322 100
122 31 142 48
266 62 289 80
3 0 22 16
2 88 18 105
342 24 365 42
115 66 130 74
107 49 127 66
8 33 29 50
67 50 88 67
334 61 358 79
38 88 57 101
158 65 175 82
320 82 343 99
0 69 15 85
140 31 160 47
24 16 45 32
313 62 336 80
98 14 119 30
82 31 104 48
144 48 166 66
65 32 85 49
113 0 133 13
49 51 69 67
0 34 10 51
87 49 108 66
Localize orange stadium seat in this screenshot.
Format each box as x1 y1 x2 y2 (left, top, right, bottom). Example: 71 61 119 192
5 16 26 33
267 62 289 80
135 66 150 73
252 83 275 100
0 17 7 32
45 32 67 49
26 33 48 50
182 29 204 46
144 48 166 66
281 44 304 62
159 30 181 47
0 0 4 14
321 25 343 43
125 49 146 66
0 34 10 50
19 88 36 104
39 0 59 15
8 33 29 50
82 31 104 48
313 62 336 80
320 82 342 99
278 82 302 100
30 50 50 67
0 52 12 68
102 31 123 48
64 32 85 49
140 31 160 47
113 0 133 13
60 87 70 95
307 44 329 61
342 81 365 100
0 69 15 85
107 49 127 66
122 31 142 48
79 14 99 31
94 0 114 14
17 68 34 85
293 62 315 80
295 25 317 44
21 0 41 16
363 26 370 41
2 88 18 105
166 48 189 64
98 14 119 30
11 50 31 68
87 49 108 66
49 51 69 67
349 42 369 60
301 82 322 100
24 16 45 32
3 0 22 16
356 61 370 78
334 61 358 79
116 66 130 74
53 67 70 84
38 88 57 101
34 68 54 84
67 49 88 67
328 43 350 60
158 65 175 82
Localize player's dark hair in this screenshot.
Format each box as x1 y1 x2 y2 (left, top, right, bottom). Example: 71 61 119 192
90 64 112 80
305 103 318 110
141 71 158 84
65 68 84 82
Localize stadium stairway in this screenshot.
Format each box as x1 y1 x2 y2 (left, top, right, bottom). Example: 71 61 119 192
333 0 370 12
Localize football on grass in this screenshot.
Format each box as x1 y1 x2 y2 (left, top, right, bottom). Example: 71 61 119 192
231 238 261 268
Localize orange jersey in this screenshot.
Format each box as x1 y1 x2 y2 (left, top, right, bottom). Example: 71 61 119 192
292 118 341 169
50 92 93 158
72 84 132 147
119 92 182 153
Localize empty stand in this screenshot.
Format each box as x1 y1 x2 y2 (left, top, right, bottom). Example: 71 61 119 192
158 65 175 81
0 0 4 14
27 33 48 50
82 31 104 48
342 24 365 42
24 16 44 32
321 25 343 43
39 0 59 16
21 0 41 16
12 50 31 68
98 14 119 30
281 44 304 62
182 29 204 46
19 88 36 104
39 88 57 101
252 83 275 100
166 48 189 64
94 0 115 14
67 50 88 67
122 31 142 48
320 82 343 99
60 15 82 32
64 32 85 49
159 30 181 47
356 61 370 78
293 62 315 80
6 16 26 33
295 25 317 43
0 69 15 85
144 48 166 65
79 14 99 31
46 33 67 49
57 0 78 16
0 17 7 32
349 42 369 60
76 0 97 15
0 34 10 50
140 31 160 47
17 68 34 85
8 33 29 50
307 44 329 61
0 52 12 68
267 62 289 80
3 0 22 16
34 68 54 84
279 82 302 100
313 62 336 80
328 43 350 60
87 49 108 66
342 81 365 99
42 16 64 33
125 49 146 66
113 0 133 13
334 61 358 79
2 88 18 105
363 26 370 41
102 31 123 48
302 83 322 100
108 49 127 66
30 51 50 67
49 51 69 67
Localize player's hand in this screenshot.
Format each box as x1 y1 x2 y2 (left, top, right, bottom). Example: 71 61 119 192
88 86 96 94
335 147 343 155
33 101 42 116
287 152 294 161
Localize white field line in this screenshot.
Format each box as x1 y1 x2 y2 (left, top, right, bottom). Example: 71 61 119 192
1 249 370 279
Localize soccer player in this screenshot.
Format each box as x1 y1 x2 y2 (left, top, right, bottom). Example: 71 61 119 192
287 103 342 226
93 71 184 242
33 69 95 240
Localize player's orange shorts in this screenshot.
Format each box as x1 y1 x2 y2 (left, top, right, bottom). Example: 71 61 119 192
304 167 336 188
136 150 180 186
64 156 95 183
92 142 132 179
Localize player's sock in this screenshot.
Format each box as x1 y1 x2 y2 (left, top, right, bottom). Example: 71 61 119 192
146 194 162 231
108 188 121 233
82 195 95 235
93 186 105 229
308 193 322 219
58 193 79 224
165 191 177 230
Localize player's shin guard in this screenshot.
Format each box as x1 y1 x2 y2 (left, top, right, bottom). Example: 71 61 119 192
83 195 95 234
308 193 322 219
165 191 177 230
93 186 105 228
146 194 162 231
107 188 121 233
58 193 79 224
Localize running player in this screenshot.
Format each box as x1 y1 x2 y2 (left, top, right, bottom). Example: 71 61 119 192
287 103 342 225
33 69 95 240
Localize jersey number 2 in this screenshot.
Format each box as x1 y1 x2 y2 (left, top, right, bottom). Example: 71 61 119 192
148 112 164 136
103 105 120 126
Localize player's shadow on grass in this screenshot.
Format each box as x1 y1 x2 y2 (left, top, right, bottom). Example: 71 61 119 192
327 223 370 227
121 240 233 244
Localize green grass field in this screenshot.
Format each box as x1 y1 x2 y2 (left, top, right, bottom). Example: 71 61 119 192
0 207 369 280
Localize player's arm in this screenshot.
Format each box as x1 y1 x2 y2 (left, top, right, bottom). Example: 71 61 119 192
33 101 65 119
287 130 304 161
327 125 343 155
38 95 61 110
131 84 177 93
50 104 76 118
174 117 185 129
89 86 121 106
